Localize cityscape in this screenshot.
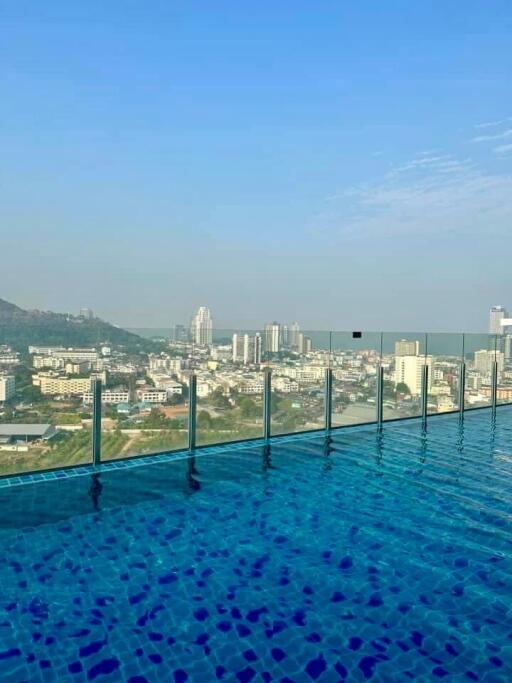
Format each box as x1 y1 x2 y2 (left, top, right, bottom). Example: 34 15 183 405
2 3 511 680
1 303 511 475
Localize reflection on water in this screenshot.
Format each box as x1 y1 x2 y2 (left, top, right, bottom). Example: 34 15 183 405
2 407 511 680
88 473 103 512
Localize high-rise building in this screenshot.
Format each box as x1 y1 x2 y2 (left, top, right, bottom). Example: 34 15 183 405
232 333 263 365
289 322 301 351
294 332 313 355
504 335 512 362
171 324 188 342
395 339 420 356
191 307 213 346
280 325 289 348
0 375 15 402
254 333 262 364
264 323 280 354
474 349 504 377
490 306 507 335
394 355 432 395
232 334 248 364
79 308 94 319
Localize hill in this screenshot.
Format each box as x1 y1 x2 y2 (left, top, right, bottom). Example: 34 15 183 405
0 298 158 353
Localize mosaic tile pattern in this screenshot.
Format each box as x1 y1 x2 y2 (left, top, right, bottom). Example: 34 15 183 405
1 408 512 681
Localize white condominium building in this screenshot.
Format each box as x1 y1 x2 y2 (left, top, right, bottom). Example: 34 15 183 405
191 306 213 346
395 339 421 356
0 375 15 402
489 306 507 335
394 355 433 395
264 323 280 353
232 333 262 365
474 350 504 377
289 322 301 351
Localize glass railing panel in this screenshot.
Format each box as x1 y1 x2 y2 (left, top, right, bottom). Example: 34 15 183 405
330 331 382 426
196 330 264 445
463 333 496 409
98 342 190 460
496 334 512 405
381 333 427 420
196 375 263 445
0 347 93 476
270 330 330 436
425 333 464 414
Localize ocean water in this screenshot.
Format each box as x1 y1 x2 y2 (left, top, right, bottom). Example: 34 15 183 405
0 408 511 682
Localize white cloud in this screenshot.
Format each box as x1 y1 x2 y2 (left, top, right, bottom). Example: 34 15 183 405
474 118 512 129
472 128 512 143
321 150 512 239
494 143 512 156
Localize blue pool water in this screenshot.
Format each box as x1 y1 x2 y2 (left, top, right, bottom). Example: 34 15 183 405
1 408 511 682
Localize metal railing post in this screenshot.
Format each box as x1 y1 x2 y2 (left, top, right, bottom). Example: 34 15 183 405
458 361 466 420
263 368 272 441
421 364 429 430
324 368 333 431
491 360 498 419
92 378 102 466
376 365 384 432
188 374 197 451
458 362 466 419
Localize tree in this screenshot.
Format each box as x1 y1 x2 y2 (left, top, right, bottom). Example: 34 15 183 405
239 396 260 419
396 382 411 395
209 388 231 409
197 410 212 429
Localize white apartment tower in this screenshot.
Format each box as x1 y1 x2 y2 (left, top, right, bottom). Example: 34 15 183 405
289 322 301 351
394 355 433 395
474 349 504 377
232 333 262 365
490 306 507 335
264 323 281 354
280 325 289 348
395 339 421 356
191 306 213 346
254 333 262 364
0 375 15 402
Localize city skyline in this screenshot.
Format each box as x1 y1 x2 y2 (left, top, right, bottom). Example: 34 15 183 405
2 294 511 335
1 3 511 330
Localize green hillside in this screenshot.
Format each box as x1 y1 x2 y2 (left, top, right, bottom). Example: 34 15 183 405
0 298 157 352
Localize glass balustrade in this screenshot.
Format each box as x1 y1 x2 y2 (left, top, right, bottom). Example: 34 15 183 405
330 331 382 427
1 327 511 479
425 333 464 415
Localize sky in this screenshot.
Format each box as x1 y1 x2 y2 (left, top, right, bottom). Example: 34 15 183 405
1 1 511 332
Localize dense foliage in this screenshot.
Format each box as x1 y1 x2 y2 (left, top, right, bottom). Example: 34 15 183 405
0 297 157 352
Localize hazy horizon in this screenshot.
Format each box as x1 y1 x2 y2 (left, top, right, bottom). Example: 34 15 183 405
1 2 511 332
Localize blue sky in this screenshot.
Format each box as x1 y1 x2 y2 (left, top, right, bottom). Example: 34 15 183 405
1 1 511 331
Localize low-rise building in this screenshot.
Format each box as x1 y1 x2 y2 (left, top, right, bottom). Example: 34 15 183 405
149 356 183 373
83 390 130 404
65 361 91 375
136 388 168 403
0 347 20 365
273 377 299 393
0 423 57 443
33 355 63 370
38 375 93 396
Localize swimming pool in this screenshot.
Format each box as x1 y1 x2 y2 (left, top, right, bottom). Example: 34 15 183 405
1 407 511 682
